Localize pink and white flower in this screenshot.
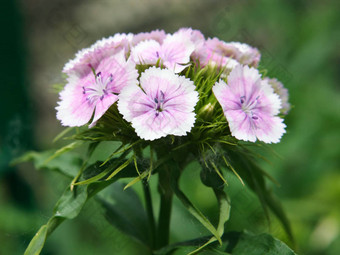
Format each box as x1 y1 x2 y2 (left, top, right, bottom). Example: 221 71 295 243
213 65 286 143
63 33 132 77
227 41 261 67
118 67 198 141
131 29 166 46
175 28 205 52
131 31 195 73
197 38 260 70
264 77 291 115
56 50 138 127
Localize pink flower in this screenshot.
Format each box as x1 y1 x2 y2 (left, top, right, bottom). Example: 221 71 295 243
131 31 195 73
118 67 198 141
63 33 132 77
56 50 138 127
197 38 260 69
226 41 261 67
175 28 205 50
131 29 166 46
213 65 286 143
264 77 291 115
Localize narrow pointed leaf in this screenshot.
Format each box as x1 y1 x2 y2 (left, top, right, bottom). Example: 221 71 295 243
170 162 222 245
11 150 82 178
106 157 134 180
188 189 231 254
24 225 47 255
53 127 75 143
75 151 134 185
124 171 149 190
43 141 82 164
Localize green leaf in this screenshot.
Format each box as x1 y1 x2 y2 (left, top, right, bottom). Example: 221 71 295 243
155 231 296 255
74 152 137 185
173 247 231 255
53 127 75 143
24 225 48 255
97 182 151 248
170 161 222 245
24 158 140 255
11 150 82 178
224 231 297 255
24 183 105 255
262 192 294 242
154 236 212 255
44 141 83 163
187 189 231 255
105 157 134 180
223 148 293 240
124 170 149 190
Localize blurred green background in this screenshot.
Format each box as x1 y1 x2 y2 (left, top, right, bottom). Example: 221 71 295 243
1 0 339 254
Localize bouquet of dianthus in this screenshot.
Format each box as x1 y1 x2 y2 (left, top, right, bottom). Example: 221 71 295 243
17 28 296 255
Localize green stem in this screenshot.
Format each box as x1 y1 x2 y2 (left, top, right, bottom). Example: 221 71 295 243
156 166 173 249
143 180 156 249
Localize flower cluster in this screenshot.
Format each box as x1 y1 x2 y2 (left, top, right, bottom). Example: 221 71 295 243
57 28 290 143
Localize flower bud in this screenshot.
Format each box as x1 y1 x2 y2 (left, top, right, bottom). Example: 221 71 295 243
197 102 215 120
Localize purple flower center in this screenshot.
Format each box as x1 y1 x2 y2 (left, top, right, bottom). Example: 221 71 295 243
83 72 113 105
154 90 165 116
240 95 260 120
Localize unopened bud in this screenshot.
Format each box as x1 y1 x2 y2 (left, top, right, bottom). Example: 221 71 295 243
198 102 215 120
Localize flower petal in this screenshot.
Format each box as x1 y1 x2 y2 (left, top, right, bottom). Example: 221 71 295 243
252 113 286 143
96 51 138 93
118 83 153 122
63 35 130 77
212 80 241 111
131 40 161 65
264 77 290 114
56 75 95 126
161 32 195 73
132 29 166 46
226 110 257 142
90 93 118 126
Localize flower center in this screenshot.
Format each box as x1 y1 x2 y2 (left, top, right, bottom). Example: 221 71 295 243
83 72 113 105
240 95 259 120
154 90 165 116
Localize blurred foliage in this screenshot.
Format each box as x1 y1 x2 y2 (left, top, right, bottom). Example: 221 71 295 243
1 0 340 254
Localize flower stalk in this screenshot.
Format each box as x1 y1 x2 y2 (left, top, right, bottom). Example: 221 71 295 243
156 166 173 249
142 180 156 249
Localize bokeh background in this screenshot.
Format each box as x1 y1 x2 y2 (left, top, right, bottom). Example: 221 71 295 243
1 0 339 254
